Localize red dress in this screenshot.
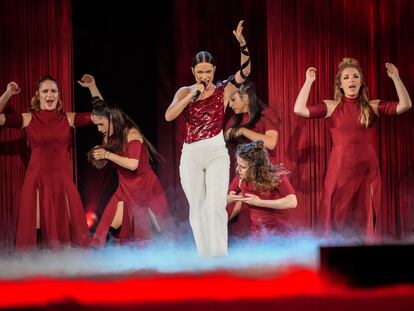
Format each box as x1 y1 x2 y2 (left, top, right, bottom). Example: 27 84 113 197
228 174 295 237
308 97 398 238
225 107 279 238
92 140 173 247
4 110 92 249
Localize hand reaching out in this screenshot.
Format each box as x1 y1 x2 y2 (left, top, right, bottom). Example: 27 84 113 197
7 82 21 96
305 67 317 82
77 74 96 88
233 20 246 46
385 63 399 80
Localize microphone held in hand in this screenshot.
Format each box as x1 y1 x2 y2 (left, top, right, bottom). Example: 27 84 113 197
192 81 207 102
192 90 201 102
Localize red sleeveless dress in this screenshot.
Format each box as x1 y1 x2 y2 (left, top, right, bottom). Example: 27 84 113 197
308 97 398 238
5 110 92 249
92 140 174 247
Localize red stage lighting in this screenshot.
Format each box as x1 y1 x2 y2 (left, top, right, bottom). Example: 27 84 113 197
86 211 97 229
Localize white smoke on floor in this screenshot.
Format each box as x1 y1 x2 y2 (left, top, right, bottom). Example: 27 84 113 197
0 231 374 280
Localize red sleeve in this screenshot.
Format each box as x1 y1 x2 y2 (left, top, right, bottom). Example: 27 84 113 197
307 103 327 119
126 140 143 161
377 101 398 116
74 112 92 127
261 107 279 132
228 176 241 193
3 114 23 129
224 116 234 133
277 175 296 197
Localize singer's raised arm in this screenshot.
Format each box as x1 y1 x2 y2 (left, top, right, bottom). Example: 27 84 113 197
225 20 251 99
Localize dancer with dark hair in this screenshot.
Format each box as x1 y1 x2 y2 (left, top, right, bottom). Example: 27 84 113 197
227 140 297 237
294 59 411 238
165 20 250 256
226 80 279 164
78 74 174 247
0 77 92 249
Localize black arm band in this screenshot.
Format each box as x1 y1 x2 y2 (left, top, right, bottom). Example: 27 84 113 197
230 45 250 87
91 96 104 106
240 44 250 56
239 58 250 80
230 78 243 88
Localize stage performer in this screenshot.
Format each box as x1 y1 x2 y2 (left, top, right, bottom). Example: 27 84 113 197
79 75 174 247
0 77 92 249
165 20 250 256
225 80 279 239
294 58 411 239
227 140 297 237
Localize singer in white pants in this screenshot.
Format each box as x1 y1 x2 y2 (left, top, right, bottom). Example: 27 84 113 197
180 132 230 256
165 20 251 256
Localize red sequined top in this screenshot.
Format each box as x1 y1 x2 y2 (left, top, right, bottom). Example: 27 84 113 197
183 82 227 143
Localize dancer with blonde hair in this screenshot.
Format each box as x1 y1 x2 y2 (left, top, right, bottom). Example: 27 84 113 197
294 58 411 238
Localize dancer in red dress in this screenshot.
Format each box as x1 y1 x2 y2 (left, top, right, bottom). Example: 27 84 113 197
165 20 250 256
0 77 92 249
294 58 412 239
227 140 297 237
226 81 279 165
79 75 174 247
225 81 279 239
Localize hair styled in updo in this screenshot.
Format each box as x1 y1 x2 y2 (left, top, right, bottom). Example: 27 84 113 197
236 140 287 191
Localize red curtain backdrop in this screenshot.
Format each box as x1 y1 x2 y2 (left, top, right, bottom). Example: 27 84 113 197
0 0 74 248
1 0 413 247
267 0 414 237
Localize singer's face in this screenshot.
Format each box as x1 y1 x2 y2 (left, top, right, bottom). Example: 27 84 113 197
192 62 215 89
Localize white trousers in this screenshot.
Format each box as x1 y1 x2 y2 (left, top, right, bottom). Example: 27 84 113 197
180 132 230 256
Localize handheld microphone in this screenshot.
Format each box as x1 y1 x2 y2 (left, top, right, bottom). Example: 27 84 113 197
192 91 201 102
192 81 207 102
